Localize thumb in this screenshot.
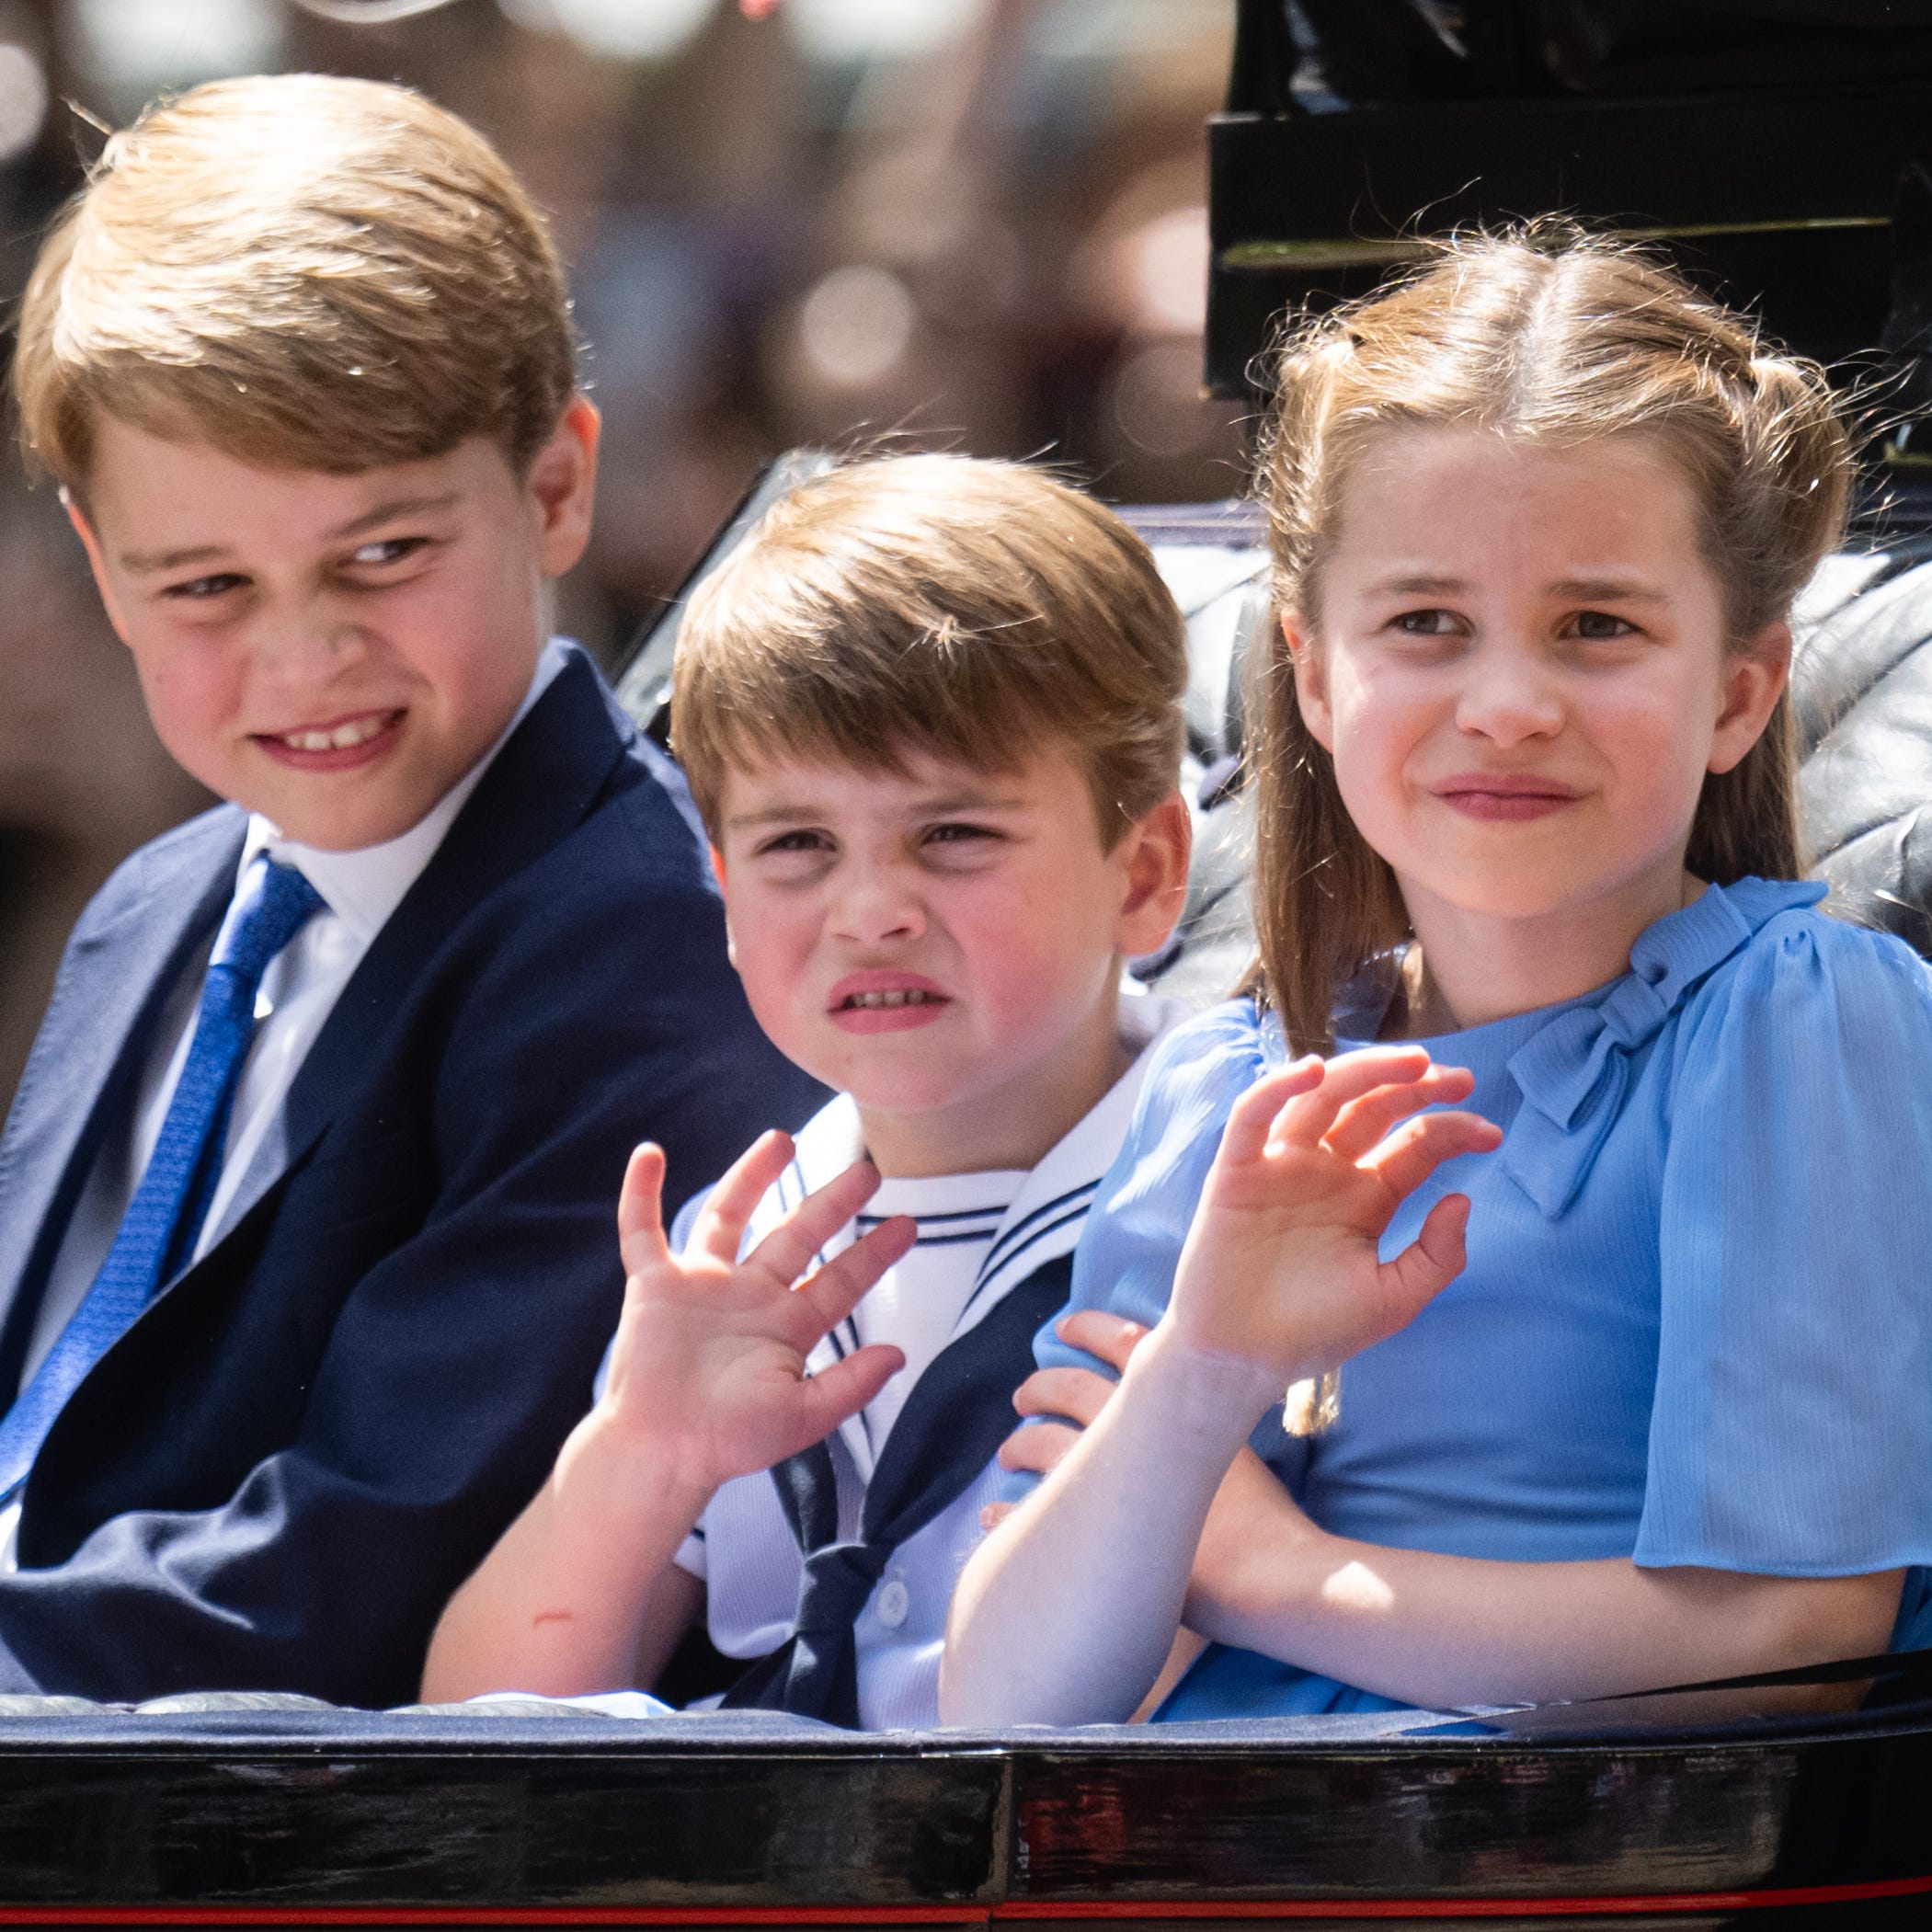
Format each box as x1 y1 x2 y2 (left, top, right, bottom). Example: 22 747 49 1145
1377 1192 1470 1333
782 1343 906 1452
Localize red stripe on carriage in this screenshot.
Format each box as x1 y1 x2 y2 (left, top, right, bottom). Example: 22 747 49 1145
994 1870 1932 1916
0 1875 1927 1922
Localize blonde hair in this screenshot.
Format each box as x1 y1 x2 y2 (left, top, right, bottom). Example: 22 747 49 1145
671 453 1187 846
14 74 577 488
1253 227 1854 1058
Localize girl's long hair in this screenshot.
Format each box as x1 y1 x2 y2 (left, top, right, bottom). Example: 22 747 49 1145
1252 227 1855 1057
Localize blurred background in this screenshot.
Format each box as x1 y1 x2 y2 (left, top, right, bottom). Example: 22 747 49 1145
0 0 1249 1110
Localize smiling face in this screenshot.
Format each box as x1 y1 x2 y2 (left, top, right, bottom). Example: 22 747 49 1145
66 399 599 851
711 745 1188 1176
1293 427 1788 987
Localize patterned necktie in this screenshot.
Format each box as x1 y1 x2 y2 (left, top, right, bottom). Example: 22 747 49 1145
0 855 325 1499
724 1253 1075 1728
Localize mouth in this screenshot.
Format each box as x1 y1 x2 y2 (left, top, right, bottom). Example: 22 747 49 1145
827 973 952 1033
252 709 405 771
1431 772 1583 822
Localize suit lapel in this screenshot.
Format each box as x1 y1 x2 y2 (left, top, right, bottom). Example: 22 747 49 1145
0 812 243 1379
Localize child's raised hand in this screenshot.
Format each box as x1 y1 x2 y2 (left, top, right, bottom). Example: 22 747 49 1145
1168 1046 1502 1400
598 1131 913 1499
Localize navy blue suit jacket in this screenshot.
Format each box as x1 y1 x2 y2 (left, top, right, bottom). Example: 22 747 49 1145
0 646 824 1706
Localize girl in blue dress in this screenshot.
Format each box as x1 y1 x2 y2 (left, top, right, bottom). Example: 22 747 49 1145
941 230 1932 1727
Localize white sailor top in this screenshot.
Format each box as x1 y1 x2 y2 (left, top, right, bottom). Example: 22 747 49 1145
665 995 1187 1731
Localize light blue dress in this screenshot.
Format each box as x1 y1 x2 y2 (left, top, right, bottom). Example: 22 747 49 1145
1028 880 1932 1719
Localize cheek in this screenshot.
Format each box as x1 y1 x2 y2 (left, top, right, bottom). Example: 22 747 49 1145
720 887 818 1028
951 876 1110 1014
1325 667 1434 806
124 630 245 754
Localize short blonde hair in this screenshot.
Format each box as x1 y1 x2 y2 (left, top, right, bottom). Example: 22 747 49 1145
671 454 1187 848
14 74 577 488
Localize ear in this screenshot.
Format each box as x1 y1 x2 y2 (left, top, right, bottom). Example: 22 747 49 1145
1284 612 1333 751
62 489 131 646
1113 788 1193 959
1707 620 1791 776
529 394 601 577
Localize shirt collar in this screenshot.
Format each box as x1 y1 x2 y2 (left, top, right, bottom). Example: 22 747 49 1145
236 638 571 943
776 989 1194 1316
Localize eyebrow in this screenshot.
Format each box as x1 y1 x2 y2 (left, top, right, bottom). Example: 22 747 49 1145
726 792 1030 830
117 493 462 577
1363 572 1670 605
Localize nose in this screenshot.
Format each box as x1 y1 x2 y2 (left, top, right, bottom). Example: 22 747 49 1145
826 858 926 947
247 601 372 693
1454 641 1564 747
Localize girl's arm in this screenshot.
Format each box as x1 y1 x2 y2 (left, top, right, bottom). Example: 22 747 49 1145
1005 1316 1902 1715
1194 1451 1903 1709
941 1048 1500 1727
423 1134 910 1704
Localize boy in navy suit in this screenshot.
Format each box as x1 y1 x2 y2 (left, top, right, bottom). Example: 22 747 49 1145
0 73 820 1707
424 455 1195 1727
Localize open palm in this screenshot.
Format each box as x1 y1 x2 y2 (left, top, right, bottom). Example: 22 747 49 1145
599 1133 912 1498
1170 1046 1502 1388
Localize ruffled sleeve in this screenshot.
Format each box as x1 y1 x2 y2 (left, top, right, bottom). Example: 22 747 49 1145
1635 911 1932 1581
1000 1003 1274 1498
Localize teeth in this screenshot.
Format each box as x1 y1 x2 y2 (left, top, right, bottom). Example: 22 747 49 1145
281 714 393 752
847 989 938 1009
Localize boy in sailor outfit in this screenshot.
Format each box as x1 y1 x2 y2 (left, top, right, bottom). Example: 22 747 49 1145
424 455 1195 1728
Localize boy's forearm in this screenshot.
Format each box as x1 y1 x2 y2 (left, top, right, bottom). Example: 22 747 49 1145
420 1412 711 1703
1193 1511 1905 1711
941 1325 1275 1727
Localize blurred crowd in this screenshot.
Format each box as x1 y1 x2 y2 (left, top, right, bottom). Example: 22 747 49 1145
0 0 1246 1112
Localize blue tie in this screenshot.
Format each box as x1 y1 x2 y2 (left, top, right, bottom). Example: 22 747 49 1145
0 855 325 1499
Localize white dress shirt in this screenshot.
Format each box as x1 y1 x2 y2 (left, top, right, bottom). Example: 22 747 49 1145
14 641 570 1408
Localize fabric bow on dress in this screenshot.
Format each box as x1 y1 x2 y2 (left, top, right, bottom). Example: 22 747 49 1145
1502 879 1826 1218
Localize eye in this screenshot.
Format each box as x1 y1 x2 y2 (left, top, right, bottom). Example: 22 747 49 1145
345 537 429 569
922 820 1000 849
162 571 247 601
1390 608 1464 637
754 828 834 857
1568 609 1638 641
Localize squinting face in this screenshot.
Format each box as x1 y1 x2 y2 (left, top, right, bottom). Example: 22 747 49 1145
1295 427 1787 933
712 747 1182 1151
69 401 598 851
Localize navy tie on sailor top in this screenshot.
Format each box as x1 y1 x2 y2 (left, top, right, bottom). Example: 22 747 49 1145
724 1252 1075 1728
0 856 325 1501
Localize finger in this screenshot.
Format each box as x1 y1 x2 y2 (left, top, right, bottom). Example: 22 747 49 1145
997 1419 1084 1472
979 1501 1018 1531
1217 1059 1325 1167
1055 1309 1150 1375
616 1143 670 1278
788 1214 918 1340
690 1130 795 1265
1358 1108 1502 1202
1265 1045 1436 1151
747 1158 885 1287
1377 1192 1473 1332
1012 1366 1119 1428
784 1343 904 1446
1320 1065 1478 1165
